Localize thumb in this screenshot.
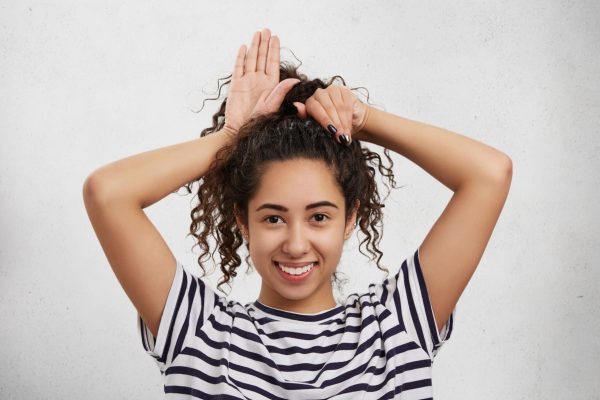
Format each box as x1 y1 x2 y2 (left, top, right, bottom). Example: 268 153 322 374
293 102 308 119
263 78 301 110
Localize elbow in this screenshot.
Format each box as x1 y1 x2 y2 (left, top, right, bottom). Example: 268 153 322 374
462 152 512 193
82 172 111 207
488 152 513 188
497 153 513 181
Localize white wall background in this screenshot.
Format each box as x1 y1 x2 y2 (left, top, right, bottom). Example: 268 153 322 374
1 0 598 398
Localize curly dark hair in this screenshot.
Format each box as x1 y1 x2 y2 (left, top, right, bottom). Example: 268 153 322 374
180 59 401 299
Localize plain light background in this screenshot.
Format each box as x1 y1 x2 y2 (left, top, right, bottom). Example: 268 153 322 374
1 0 598 398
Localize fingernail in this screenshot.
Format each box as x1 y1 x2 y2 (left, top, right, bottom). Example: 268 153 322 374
327 124 337 135
340 134 350 146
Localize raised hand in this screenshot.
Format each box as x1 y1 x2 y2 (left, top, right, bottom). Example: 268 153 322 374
293 85 369 145
223 28 300 135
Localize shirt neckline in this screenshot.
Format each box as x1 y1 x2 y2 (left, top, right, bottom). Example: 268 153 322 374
252 300 345 323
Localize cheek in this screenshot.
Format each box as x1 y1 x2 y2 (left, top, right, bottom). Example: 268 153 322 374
318 233 344 248
248 236 273 256
247 232 282 263
316 232 346 259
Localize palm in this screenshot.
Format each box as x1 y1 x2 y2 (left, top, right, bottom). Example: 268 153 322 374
227 69 278 128
224 29 281 132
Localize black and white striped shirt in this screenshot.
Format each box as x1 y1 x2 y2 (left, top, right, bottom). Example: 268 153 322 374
138 248 455 399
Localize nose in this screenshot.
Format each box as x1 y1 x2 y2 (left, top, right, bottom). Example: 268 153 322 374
281 222 311 256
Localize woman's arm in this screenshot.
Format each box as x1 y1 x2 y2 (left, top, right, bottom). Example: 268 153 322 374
83 28 298 338
359 107 511 190
360 106 513 334
82 128 235 337
84 129 235 208
289 81 512 335
86 27 298 209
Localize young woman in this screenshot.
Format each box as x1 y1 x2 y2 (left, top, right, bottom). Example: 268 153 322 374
83 28 512 399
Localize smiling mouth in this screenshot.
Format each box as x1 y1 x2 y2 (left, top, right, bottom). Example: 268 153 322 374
274 261 318 276
274 261 318 268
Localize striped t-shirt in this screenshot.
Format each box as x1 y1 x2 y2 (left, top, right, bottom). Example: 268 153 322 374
138 248 455 399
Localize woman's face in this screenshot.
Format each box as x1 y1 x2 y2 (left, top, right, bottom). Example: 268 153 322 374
237 158 358 314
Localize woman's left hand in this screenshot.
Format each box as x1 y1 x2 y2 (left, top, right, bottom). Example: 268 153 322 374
293 85 368 145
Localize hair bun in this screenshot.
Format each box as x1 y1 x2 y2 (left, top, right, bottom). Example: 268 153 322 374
280 79 328 116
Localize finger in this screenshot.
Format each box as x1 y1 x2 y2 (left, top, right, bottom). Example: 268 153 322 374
233 44 247 79
308 91 345 144
340 89 356 142
318 89 346 144
329 87 351 142
265 35 280 78
263 78 301 111
293 102 307 119
256 28 271 73
246 31 260 72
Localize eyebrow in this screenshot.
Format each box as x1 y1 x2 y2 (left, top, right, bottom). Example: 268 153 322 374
255 201 339 212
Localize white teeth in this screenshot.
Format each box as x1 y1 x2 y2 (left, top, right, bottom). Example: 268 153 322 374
277 262 316 275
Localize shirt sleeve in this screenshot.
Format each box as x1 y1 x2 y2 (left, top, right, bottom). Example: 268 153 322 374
137 258 217 374
377 248 456 359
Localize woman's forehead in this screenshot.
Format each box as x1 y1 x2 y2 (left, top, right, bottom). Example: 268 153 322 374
250 159 343 209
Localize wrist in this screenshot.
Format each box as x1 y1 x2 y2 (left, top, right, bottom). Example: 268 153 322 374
353 103 372 142
356 104 371 132
222 125 238 139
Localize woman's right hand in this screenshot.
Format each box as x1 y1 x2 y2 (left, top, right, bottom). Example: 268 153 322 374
223 28 300 136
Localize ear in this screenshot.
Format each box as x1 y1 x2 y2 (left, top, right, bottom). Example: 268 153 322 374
234 204 248 240
344 199 360 239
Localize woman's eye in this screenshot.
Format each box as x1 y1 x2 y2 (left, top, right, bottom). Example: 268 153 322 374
264 216 282 224
313 213 329 223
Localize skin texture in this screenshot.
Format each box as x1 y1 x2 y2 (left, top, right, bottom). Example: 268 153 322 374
236 158 358 314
